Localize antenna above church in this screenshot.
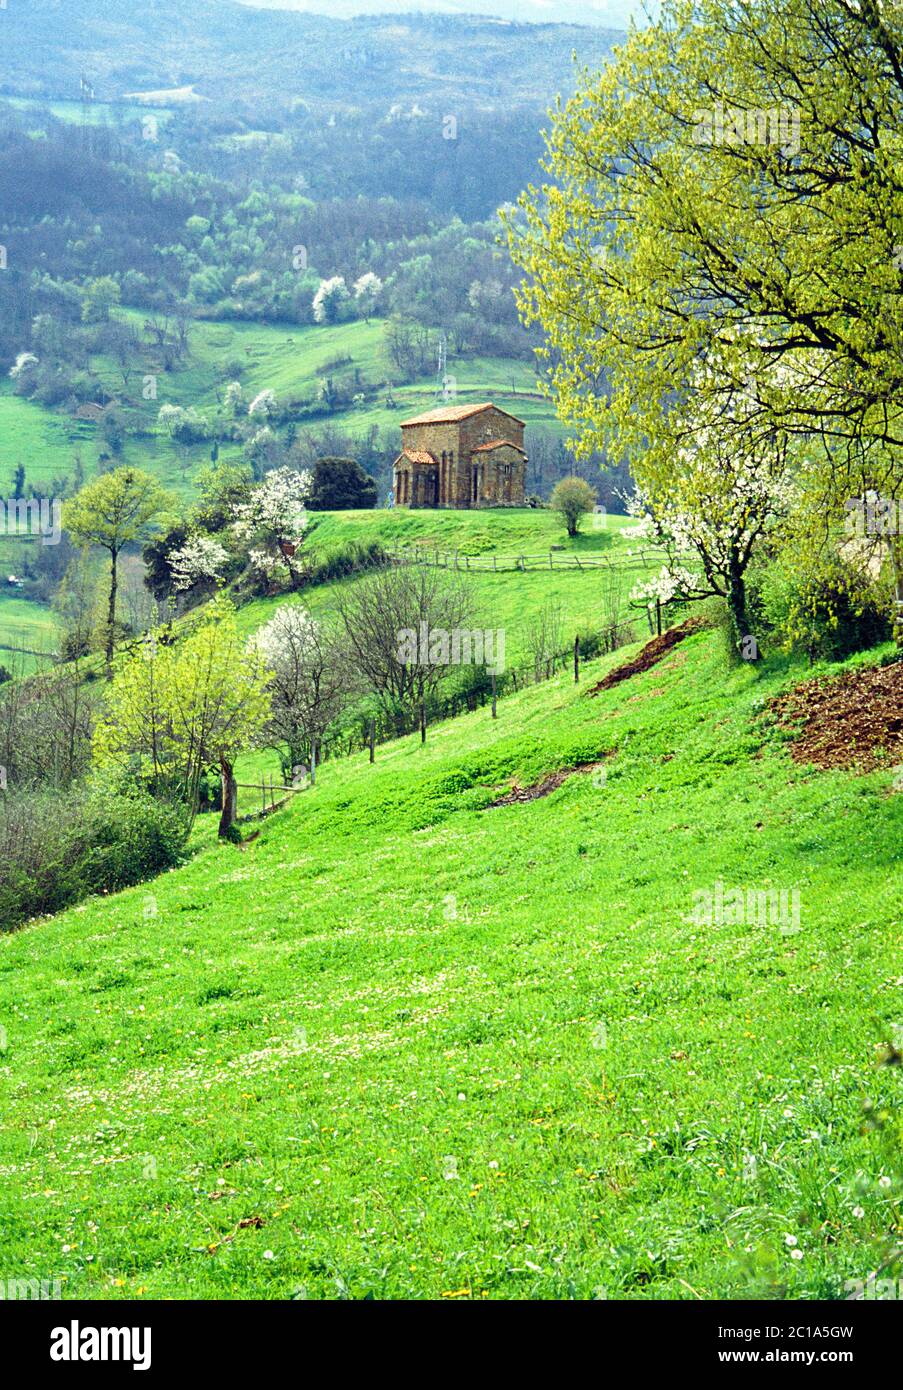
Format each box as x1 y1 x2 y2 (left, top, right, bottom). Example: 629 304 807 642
435 332 448 402
79 74 95 151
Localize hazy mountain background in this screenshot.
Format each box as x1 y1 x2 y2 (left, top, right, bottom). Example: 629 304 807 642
2 0 623 106
240 0 651 25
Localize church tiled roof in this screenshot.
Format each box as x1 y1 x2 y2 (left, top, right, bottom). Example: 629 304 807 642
400 402 526 427
472 438 527 455
395 448 437 465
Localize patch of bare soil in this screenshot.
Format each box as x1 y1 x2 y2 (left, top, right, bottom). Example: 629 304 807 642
487 760 608 808
771 659 903 772
587 618 706 695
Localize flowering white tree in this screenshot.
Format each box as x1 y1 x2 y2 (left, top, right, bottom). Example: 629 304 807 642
9 352 38 382
168 534 230 592
353 272 383 322
625 367 793 648
248 388 278 421
254 603 349 772
312 276 349 325
233 466 312 589
244 425 282 474
157 404 209 443
224 381 243 416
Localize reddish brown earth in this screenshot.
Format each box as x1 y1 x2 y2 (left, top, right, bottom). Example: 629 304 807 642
771 659 903 772
586 617 706 695
487 760 608 807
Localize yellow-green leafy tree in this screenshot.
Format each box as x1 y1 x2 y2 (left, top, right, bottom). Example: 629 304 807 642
94 595 272 836
65 467 170 667
507 0 903 640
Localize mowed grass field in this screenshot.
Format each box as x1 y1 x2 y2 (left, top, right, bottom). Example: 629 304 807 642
0 626 900 1300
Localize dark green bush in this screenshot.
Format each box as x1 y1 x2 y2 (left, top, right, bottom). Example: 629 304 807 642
0 786 190 932
71 794 191 895
751 551 892 661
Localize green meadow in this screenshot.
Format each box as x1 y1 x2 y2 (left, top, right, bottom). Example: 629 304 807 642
0 592 57 671
5 314 567 502
0 621 900 1300
6 98 175 129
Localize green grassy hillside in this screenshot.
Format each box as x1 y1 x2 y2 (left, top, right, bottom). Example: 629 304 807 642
0 500 645 679
1 625 899 1300
3 315 565 500
232 509 655 693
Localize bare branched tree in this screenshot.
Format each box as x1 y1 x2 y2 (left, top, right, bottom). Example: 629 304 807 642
520 599 563 679
335 563 476 711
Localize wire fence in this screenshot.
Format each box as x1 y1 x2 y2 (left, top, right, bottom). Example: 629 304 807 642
233 595 682 817
311 611 657 767
390 544 666 575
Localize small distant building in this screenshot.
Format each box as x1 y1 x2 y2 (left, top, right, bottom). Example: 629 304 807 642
393 401 527 509
72 403 105 423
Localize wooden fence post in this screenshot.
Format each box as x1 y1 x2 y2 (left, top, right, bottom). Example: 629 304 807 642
491 672 497 718
574 635 580 683
310 737 317 786
420 703 427 743
656 599 662 636
369 719 375 763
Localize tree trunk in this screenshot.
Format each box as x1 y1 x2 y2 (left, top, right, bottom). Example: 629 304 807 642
725 549 749 655
106 545 119 670
218 757 237 838
892 539 903 648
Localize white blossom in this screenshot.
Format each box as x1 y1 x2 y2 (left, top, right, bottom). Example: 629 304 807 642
255 603 319 668
353 272 383 312
233 467 312 580
312 276 349 324
9 351 38 380
247 388 278 421
169 535 229 591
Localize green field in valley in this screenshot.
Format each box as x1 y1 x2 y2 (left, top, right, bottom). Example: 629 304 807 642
3 313 566 503
6 97 175 128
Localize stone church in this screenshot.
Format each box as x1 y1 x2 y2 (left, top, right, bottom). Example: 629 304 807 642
393 402 527 509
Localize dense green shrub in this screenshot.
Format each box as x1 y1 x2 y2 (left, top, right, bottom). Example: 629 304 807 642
751 551 892 661
71 794 191 895
0 786 190 932
306 457 378 511
304 540 388 585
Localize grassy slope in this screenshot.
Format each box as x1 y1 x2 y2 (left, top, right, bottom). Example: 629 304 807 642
0 593 57 672
231 509 653 710
1 628 900 1300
